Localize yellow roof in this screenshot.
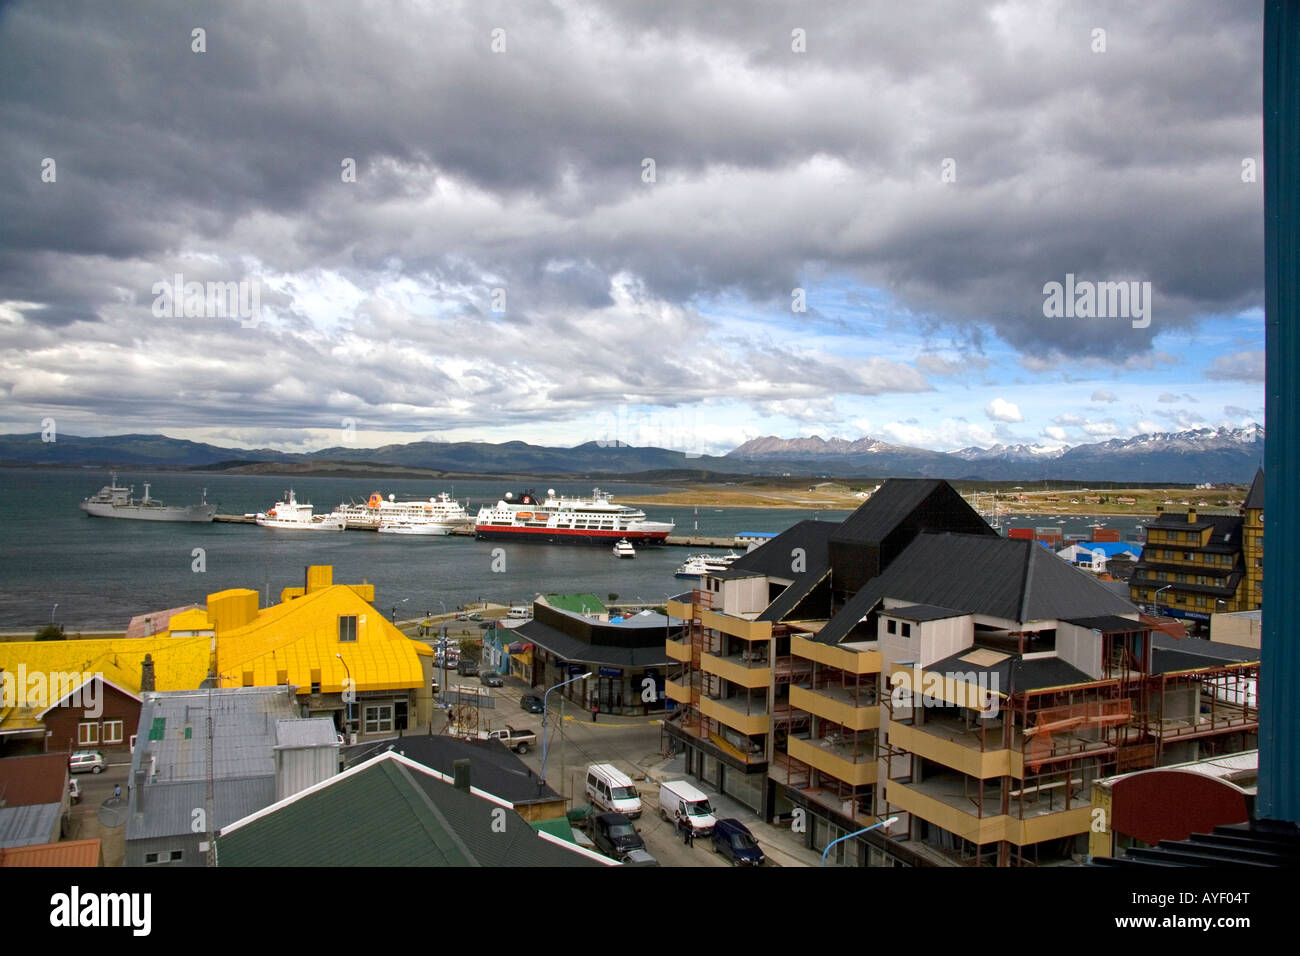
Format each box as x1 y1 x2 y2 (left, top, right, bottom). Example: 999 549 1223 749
213 585 431 694
0 635 212 731
167 608 212 631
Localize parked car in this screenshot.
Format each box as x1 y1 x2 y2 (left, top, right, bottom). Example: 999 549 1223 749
481 726 535 754
469 613 484 622
658 779 716 836
711 818 765 866
585 763 642 818
456 659 479 677
622 847 660 866
67 778 81 803
479 670 504 687
68 751 106 774
520 694 545 714
590 812 646 861
478 620 493 629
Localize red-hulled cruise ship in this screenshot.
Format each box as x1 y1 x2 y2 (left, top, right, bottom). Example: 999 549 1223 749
473 488 674 545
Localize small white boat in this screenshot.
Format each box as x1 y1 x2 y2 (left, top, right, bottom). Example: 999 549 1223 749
256 490 347 531
675 551 742 579
612 538 637 558
377 520 453 536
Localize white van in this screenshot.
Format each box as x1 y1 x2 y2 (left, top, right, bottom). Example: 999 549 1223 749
507 606 531 620
586 763 642 819
658 779 716 835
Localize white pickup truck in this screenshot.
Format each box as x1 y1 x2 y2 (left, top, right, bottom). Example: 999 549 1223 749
480 726 536 754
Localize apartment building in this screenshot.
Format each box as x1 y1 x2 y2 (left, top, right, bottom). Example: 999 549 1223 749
665 478 1260 866
1129 469 1264 624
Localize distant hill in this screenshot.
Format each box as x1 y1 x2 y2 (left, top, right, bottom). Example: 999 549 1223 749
0 424 1265 483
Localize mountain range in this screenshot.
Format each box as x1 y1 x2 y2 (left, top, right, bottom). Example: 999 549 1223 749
0 424 1264 483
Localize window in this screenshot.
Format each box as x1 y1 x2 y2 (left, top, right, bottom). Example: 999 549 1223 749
901 623 912 638
887 619 897 634
144 852 159 864
363 704 394 734
103 720 124 744
77 722 98 746
339 615 358 642
169 850 183 862
1183 552 1193 561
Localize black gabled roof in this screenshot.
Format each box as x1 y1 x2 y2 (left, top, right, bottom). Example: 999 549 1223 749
1245 468 1265 510
1093 822 1300 868
887 604 967 623
814 532 1138 645
345 734 561 807
926 647 1095 695
726 519 837 580
830 479 969 545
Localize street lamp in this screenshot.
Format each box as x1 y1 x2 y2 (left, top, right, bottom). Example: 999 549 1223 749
541 671 592 784
335 653 353 736
1154 584 1172 617
821 815 899 867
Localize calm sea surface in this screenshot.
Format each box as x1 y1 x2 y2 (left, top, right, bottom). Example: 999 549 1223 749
0 468 853 629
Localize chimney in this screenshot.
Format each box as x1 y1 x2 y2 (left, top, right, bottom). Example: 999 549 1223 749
140 654 156 693
1188 509 1198 524
452 758 471 791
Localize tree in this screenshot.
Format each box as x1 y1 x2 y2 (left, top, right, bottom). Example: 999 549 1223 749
607 593 618 604
34 623 65 641
457 637 481 663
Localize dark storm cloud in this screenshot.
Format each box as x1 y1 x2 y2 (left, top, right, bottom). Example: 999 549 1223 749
0 0 1266 438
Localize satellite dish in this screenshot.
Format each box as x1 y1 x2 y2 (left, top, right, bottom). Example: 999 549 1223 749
505 492 514 500
388 494 396 502
547 488 556 496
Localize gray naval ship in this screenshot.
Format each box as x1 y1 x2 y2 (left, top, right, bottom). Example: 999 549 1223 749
80 474 215 522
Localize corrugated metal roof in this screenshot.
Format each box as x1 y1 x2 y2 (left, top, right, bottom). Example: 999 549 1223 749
0 802 60 848
126 776 275 841
347 734 561 806
0 837 100 866
274 717 337 749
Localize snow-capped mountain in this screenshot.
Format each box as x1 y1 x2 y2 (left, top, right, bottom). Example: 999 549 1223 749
725 425 1263 482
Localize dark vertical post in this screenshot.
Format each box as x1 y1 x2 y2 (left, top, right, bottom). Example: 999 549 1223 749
1261 0 1300 826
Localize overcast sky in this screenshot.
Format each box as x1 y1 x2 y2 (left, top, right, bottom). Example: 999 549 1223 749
0 1 1267 455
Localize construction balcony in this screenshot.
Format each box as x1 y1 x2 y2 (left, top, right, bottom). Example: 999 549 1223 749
885 772 1092 848
787 733 878 787
699 607 772 642
701 650 771 689
665 677 693 705
700 693 770 736
790 684 879 732
665 638 693 663
791 635 881 675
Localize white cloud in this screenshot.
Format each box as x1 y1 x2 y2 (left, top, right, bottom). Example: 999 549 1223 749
984 398 1023 423
1091 390 1117 403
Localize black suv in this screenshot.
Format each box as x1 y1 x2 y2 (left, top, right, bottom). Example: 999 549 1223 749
591 812 645 860
520 694 545 714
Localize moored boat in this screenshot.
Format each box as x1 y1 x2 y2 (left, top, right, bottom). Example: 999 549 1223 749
255 490 347 530
474 488 673 545
80 474 215 523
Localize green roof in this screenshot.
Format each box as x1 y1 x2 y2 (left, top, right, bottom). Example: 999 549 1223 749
530 816 577 843
544 593 607 614
215 753 603 867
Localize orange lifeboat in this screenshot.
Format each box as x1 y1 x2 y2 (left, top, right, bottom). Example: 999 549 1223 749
368 493 383 508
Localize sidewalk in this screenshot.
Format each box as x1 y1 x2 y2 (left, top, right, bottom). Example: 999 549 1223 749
642 753 825 868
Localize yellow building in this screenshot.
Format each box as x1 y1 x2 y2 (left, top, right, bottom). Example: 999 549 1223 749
173 566 435 737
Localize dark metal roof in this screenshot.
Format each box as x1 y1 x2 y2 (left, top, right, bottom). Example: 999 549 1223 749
829 479 951 545
344 734 561 807
216 754 603 867
1150 633 1260 674
885 604 968 623
727 520 837 579
925 648 1095 695
1245 468 1265 510
814 532 1137 645
1064 615 1147 632
514 619 670 668
1093 822 1300 867
757 567 831 623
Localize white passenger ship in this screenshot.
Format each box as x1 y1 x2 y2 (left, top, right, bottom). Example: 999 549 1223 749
256 490 347 530
331 492 471 532
474 488 673 545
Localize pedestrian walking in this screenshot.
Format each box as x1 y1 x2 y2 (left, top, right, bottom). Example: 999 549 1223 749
683 823 693 847
591 703 598 722
113 784 121 800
